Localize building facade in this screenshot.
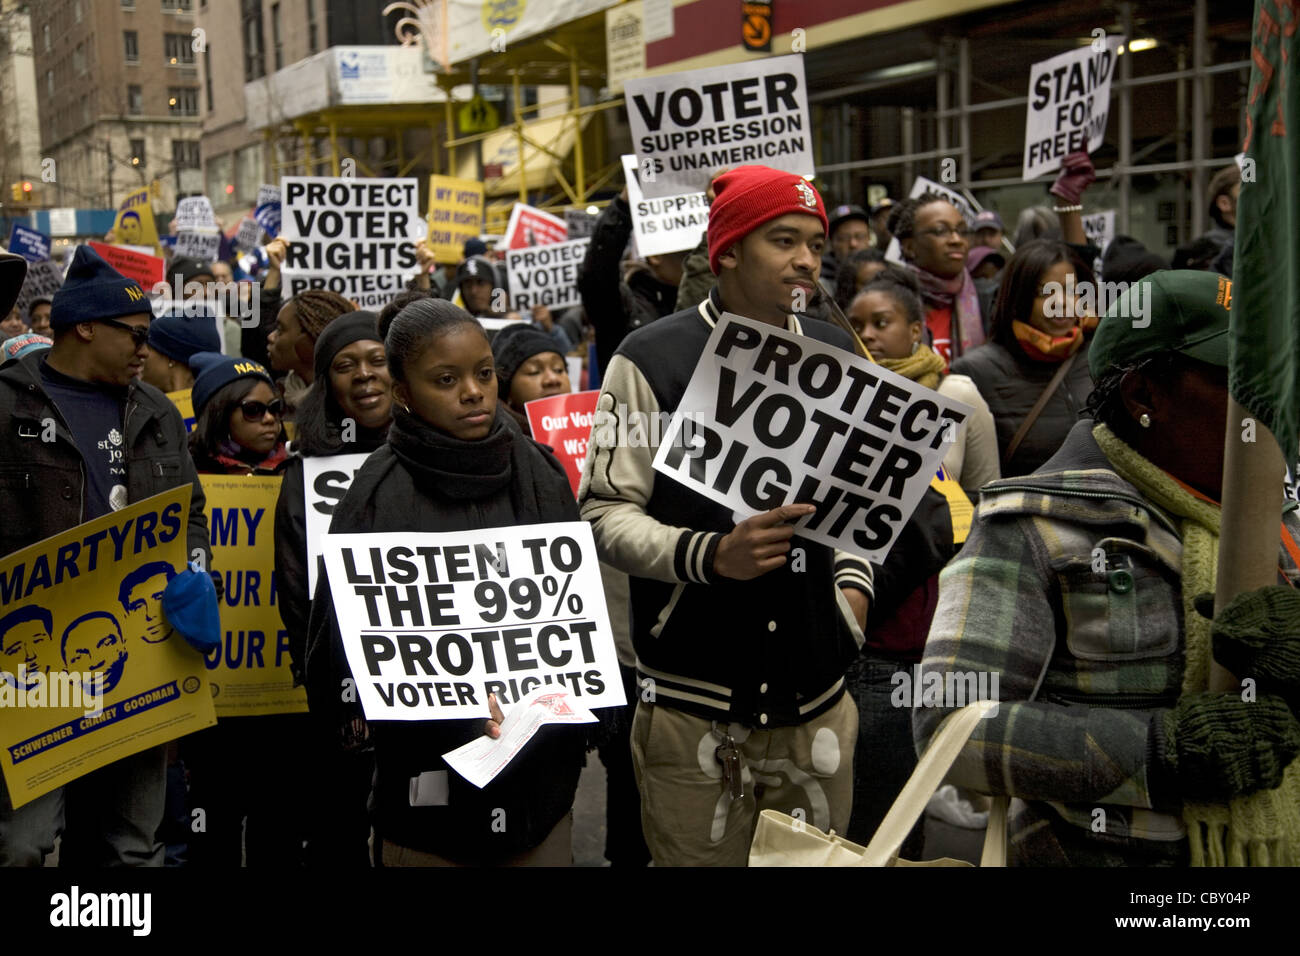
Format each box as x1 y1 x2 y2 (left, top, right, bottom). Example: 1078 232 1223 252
29 0 205 216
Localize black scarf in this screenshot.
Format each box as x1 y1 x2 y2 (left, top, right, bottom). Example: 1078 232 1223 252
328 405 572 535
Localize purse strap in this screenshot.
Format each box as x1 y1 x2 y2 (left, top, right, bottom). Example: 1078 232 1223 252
1002 350 1078 470
860 700 1004 866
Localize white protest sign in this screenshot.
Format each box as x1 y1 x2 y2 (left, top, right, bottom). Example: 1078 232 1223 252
174 229 221 262
506 237 590 311
443 685 597 788
303 453 370 591
625 52 814 198
1023 36 1124 180
280 176 426 310
621 153 707 257
1081 209 1115 254
256 184 280 208
321 522 627 719
236 217 262 250
174 196 216 230
650 314 974 562
885 176 975 264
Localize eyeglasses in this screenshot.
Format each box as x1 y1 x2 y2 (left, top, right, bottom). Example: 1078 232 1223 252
916 225 971 240
101 318 150 347
238 398 284 422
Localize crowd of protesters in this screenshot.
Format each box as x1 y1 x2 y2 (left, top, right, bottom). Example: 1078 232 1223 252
0 147 1297 871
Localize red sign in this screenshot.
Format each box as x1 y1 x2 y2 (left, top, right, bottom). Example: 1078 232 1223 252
525 390 599 497
88 240 165 291
484 163 504 179
502 202 568 250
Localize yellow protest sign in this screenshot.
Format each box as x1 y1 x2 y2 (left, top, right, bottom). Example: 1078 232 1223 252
113 185 160 252
426 175 485 263
931 465 973 546
200 476 306 716
167 388 196 433
0 486 216 809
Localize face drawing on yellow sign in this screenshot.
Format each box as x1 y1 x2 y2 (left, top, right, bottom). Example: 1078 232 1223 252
117 210 145 246
119 561 177 645
61 611 128 695
0 605 56 691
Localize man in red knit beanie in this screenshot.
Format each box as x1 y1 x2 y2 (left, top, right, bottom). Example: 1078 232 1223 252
579 166 872 866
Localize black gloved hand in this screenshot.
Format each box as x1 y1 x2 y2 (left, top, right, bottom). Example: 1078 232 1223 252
1203 586 1300 715
1149 693 1300 805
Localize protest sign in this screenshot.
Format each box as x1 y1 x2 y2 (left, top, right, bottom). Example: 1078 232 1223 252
303 453 370 591
0 487 217 809
166 389 196 433
1081 209 1116 255
506 237 590 311
605 0 645 96
201 476 307 716
256 184 280 208
174 229 221 262
14 259 64 321
563 209 597 239
9 224 51 263
235 217 263 251
621 153 707 257
625 53 814 198
502 202 568 250
88 240 165 291
426 175 484 263
321 522 626 719
280 176 424 310
649 314 974 563
525 391 598 497
254 201 281 239
173 196 217 231
113 186 160 250
1023 37 1124 180
443 685 596 788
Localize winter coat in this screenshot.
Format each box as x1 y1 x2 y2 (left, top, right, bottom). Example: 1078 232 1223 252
914 420 1300 864
578 196 679 377
0 351 210 566
950 339 1094 479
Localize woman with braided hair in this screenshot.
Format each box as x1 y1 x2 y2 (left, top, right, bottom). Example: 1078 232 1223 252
266 288 356 417
888 193 984 368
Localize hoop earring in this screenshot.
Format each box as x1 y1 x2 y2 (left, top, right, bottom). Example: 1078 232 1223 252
1139 413 1151 429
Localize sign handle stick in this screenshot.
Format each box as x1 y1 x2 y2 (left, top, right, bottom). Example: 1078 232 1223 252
822 296 872 361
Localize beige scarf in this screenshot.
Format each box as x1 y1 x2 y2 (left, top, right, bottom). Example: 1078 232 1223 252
1094 423 1300 865
877 344 946 390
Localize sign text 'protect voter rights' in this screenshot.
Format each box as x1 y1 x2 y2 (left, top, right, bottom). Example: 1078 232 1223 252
651 315 973 563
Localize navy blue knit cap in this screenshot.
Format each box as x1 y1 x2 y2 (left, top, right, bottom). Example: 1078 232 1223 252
189 351 275 415
51 245 150 330
148 314 222 362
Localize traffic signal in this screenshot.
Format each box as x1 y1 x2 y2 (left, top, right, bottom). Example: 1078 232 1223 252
9 182 34 203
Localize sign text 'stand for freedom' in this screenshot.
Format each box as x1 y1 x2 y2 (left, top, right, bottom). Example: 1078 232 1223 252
651 315 973 563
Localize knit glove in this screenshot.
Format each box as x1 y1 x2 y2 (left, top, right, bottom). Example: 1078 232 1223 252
1205 585 1300 714
1049 151 1096 205
1149 693 1300 805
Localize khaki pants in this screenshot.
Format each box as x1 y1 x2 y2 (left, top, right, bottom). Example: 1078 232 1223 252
381 812 573 867
631 694 856 866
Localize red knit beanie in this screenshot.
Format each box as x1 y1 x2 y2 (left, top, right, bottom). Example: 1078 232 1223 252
707 166 828 275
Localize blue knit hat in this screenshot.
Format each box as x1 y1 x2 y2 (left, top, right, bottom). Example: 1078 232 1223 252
189 351 275 415
148 314 221 362
51 245 149 330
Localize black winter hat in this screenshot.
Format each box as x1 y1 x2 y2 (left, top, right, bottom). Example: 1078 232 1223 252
313 310 382 383
51 245 149 329
491 322 564 399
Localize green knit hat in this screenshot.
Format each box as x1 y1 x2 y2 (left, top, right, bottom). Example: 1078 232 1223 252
1089 270 1233 379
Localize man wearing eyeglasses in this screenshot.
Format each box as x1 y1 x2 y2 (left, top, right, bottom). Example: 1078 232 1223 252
0 244 212 867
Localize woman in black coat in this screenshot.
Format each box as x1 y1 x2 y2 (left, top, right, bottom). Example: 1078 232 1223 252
305 299 586 866
950 239 1097 478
